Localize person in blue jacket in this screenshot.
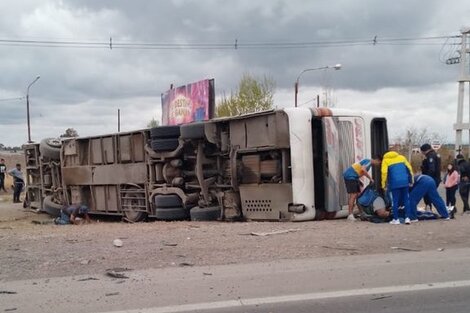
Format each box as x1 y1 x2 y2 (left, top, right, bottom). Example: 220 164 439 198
409 174 450 220
381 151 414 225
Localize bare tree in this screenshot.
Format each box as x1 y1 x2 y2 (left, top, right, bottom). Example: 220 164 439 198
393 127 446 160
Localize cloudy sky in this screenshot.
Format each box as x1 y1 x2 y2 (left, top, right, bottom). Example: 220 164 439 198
0 0 468 147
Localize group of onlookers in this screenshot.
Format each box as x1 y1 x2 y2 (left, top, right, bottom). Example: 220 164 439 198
343 143 466 224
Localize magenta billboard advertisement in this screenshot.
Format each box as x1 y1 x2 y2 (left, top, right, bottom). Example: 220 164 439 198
161 79 215 126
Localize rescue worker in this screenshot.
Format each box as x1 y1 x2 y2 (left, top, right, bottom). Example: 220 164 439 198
8 163 24 203
409 174 450 221
381 151 414 225
420 143 441 211
343 156 382 221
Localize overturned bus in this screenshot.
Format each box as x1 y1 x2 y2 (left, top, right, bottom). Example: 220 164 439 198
23 107 388 222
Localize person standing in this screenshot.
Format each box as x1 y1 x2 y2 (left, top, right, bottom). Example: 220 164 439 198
8 164 24 203
409 174 450 221
444 163 460 213
457 157 470 213
381 151 414 225
420 143 441 211
343 156 382 221
0 159 6 192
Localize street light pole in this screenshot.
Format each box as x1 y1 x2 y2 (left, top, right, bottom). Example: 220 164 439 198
294 64 341 107
26 75 40 143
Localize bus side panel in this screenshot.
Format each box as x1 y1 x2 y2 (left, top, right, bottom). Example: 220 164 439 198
323 117 341 212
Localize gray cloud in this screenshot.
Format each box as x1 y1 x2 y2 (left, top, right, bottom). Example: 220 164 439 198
0 0 468 146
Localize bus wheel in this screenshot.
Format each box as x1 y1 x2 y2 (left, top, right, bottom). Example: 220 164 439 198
39 138 61 160
155 207 190 221
122 190 147 222
180 122 205 140
43 195 63 218
150 126 180 139
190 206 221 221
154 194 183 207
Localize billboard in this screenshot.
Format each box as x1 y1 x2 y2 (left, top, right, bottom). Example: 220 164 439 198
161 79 215 126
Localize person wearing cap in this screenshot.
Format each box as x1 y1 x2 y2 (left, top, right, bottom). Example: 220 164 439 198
54 204 91 225
420 143 441 211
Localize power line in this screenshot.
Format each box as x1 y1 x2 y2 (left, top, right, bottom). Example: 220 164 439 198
0 97 24 102
0 35 460 50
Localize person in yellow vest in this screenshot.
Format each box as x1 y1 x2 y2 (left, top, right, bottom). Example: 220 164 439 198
381 151 414 225
343 156 382 221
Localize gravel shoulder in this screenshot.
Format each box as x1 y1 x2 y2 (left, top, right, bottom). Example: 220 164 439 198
1 194 469 282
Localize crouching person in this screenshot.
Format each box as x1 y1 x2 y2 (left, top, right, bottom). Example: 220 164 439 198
409 174 450 221
357 186 391 221
55 204 91 225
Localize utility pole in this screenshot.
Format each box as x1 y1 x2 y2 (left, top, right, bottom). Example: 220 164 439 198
454 27 470 156
117 109 121 133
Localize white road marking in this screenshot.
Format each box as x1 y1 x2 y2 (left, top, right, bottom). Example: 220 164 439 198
98 279 470 313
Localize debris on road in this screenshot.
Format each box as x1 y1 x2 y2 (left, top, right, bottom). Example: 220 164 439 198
371 295 392 301
179 262 194 267
203 272 213 276
106 271 129 279
0 291 17 294
80 259 90 265
77 277 99 281
248 229 301 236
162 242 178 247
105 268 131 279
390 246 421 252
321 245 358 251
105 292 120 296
113 239 123 247
437 247 445 252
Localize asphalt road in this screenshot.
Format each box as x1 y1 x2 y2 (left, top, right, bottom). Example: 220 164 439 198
2 248 470 313
207 287 470 313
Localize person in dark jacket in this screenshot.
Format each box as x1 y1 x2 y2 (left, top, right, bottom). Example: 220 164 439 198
381 151 414 225
420 143 441 211
457 157 470 213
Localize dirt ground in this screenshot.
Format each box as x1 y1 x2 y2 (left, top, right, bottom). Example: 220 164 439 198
1 191 470 283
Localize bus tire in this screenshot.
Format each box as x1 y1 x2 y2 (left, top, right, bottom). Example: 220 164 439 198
43 195 63 218
154 194 182 208
150 126 180 139
190 206 221 221
39 138 61 160
180 122 205 140
155 207 189 221
123 190 148 222
151 138 179 152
